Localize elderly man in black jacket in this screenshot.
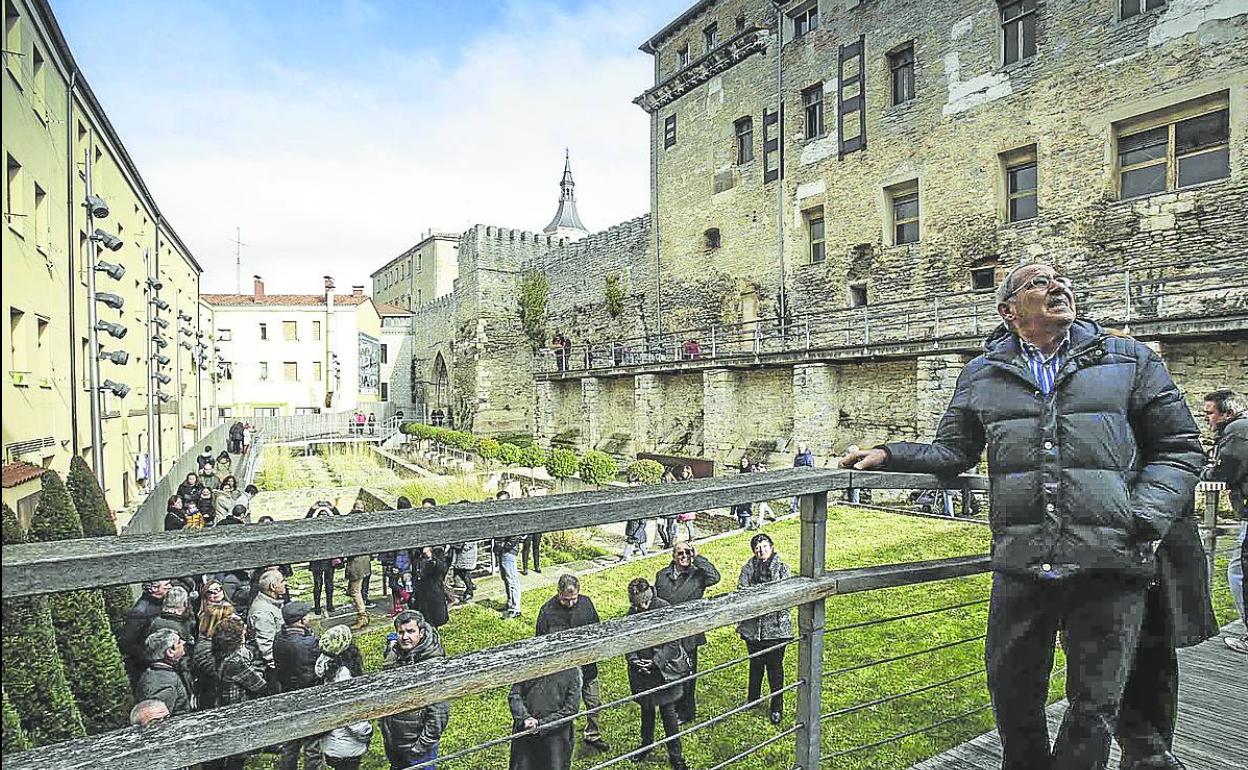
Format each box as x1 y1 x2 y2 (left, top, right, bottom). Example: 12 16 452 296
842 262 1204 770
535 574 609 752
654 543 720 724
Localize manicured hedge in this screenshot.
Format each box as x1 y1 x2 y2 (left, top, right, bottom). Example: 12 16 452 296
65 457 131 634
545 449 579 479
627 459 665 485
578 450 619 485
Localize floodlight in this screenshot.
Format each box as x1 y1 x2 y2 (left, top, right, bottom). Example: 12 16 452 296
95 320 127 339
98 349 130 365
100 379 130 397
85 194 110 219
95 260 125 280
96 292 124 310
91 228 123 252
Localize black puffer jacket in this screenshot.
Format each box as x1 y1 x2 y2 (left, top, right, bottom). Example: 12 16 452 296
885 319 1204 578
380 619 450 757
1205 412 1248 518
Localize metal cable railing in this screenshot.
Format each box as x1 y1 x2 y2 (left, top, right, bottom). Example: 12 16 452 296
822 634 987 678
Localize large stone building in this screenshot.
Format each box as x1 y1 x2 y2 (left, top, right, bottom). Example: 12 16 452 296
406 0 1247 468
202 277 385 418
2 0 205 515
371 230 461 311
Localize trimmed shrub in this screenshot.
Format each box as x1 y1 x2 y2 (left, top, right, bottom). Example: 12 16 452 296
627 459 666 485
1 503 85 746
545 449 579 479
519 444 548 469
28 472 132 734
2 688 30 754
65 457 130 634
498 443 523 466
495 432 534 448
578 451 619 486
476 437 501 461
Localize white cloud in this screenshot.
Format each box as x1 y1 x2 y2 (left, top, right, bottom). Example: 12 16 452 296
76 0 672 293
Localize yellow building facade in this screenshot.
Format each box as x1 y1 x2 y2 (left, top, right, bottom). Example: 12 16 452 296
3 0 203 516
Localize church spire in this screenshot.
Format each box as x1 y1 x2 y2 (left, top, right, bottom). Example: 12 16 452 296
543 149 588 239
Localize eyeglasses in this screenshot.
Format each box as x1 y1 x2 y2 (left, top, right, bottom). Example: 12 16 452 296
674 549 694 557
1003 273 1072 301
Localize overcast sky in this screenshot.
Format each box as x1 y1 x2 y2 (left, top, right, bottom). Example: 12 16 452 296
54 0 674 293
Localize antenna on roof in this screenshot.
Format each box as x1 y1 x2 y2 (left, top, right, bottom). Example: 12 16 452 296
231 227 248 294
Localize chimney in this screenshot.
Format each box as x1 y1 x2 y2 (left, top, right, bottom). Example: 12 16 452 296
323 275 335 291
253 275 264 300
352 285 364 297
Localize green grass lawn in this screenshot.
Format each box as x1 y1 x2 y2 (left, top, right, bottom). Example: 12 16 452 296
249 508 1238 769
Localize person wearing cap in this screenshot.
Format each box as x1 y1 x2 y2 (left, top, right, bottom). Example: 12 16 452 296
380 610 450 770
274 599 324 769
624 577 689 770
316 625 373 768
840 261 1205 770
656 543 721 725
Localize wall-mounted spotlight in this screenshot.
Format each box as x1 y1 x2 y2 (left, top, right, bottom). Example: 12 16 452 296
95 292 124 310
151 298 171 311
146 277 163 291
195 331 205 338
179 340 193 350
85 194 110 219
95 260 125 280
98 349 130 365
178 311 192 322
152 335 169 348
91 228 124 252
179 327 193 337
153 353 171 366
152 316 169 329
100 379 130 397
95 320 127 339
154 372 171 385
154 391 171 403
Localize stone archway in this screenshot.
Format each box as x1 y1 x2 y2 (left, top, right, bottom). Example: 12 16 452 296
431 352 451 426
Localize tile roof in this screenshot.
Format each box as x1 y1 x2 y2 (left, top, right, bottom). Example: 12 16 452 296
1 461 44 489
201 294 371 307
375 302 413 316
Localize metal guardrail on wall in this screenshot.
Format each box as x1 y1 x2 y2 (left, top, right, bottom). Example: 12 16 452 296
120 420 232 535
3 468 1231 770
249 413 403 444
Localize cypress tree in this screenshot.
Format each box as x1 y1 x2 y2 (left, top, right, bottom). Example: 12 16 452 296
1 503 85 746
2 689 31 755
65 456 132 633
28 471 133 734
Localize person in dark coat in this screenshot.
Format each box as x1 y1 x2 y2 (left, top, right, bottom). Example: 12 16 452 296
535 575 609 752
412 546 449 628
508 667 582 770
165 495 187 531
273 600 323 769
176 472 204 508
135 628 195 716
731 456 756 529
736 533 793 725
210 616 272 769
1201 388 1247 653
655 543 721 724
624 578 689 770
380 611 450 770
147 585 197 657
119 579 174 684
306 501 340 616
841 263 1205 770
228 421 245 454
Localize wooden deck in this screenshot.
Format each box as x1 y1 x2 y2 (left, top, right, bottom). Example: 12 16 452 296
911 621 1247 770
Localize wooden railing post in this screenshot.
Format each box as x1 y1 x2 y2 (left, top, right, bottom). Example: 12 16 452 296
1201 482 1221 589
795 490 828 769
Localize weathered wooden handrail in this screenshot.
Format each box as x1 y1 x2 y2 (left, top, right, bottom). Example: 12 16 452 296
6 554 991 770
1 469 988 599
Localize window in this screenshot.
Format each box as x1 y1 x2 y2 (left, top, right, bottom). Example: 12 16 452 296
258 322 268 340
9 307 26 372
416 253 423 272
380 383 389 401
703 23 718 53
848 283 868 308
218 407 233 419
704 228 721 251
417 289 423 306
380 344 389 364
294 407 321 415
1000 0 1037 66
1006 161 1038 222
312 361 322 380
283 362 298 381
35 316 48 378
735 117 754 164
763 107 782 183
31 46 45 115
311 320 321 340
888 45 915 106
806 211 825 264
5 154 21 227
282 320 298 341
218 328 232 341
258 362 269 380
802 83 825 139
677 44 690 69
1121 0 1166 19
254 407 279 417
33 182 46 249
664 115 677 148
888 182 920 245
4 1 20 80
791 3 819 39
971 267 997 291
1118 107 1230 199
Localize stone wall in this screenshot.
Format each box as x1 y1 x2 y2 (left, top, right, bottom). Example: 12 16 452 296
635 373 705 456
1161 338 1248 447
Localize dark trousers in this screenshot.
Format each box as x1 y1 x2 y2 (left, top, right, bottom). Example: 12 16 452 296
311 566 335 613
325 758 361 770
745 640 787 714
658 518 676 549
1116 584 1179 765
509 723 573 770
361 572 371 604
639 700 683 764
453 567 476 595
521 534 542 573
675 646 699 722
278 735 324 770
986 571 1148 770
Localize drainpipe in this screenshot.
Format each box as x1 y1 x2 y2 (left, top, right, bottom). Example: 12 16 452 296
773 1 787 331
65 69 80 455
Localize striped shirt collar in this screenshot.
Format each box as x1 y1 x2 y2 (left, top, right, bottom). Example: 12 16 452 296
1018 333 1070 395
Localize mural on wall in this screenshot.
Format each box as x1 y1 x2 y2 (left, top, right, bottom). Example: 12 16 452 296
358 333 380 395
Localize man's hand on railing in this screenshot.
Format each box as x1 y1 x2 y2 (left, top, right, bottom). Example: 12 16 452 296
839 445 888 470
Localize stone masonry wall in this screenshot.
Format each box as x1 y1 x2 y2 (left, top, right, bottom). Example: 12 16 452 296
1161 338 1248 448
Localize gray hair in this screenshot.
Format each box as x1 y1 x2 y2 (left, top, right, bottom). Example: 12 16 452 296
163 585 189 612
995 262 1051 306
258 568 284 596
129 699 169 726
557 574 580 593
143 628 181 663
1205 389 1245 416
